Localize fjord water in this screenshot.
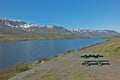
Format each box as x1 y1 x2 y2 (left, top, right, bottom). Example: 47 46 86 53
0 38 106 69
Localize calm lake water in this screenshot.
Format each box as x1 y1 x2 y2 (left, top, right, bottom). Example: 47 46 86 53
0 38 106 69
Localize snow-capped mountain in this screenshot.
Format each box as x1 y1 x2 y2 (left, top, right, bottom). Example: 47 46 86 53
69 29 120 37
0 18 39 32
0 18 119 37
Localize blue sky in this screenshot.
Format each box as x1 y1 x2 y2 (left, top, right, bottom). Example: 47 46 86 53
0 0 120 32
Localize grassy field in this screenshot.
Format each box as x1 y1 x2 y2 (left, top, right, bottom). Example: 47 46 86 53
80 36 120 56
0 33 89 41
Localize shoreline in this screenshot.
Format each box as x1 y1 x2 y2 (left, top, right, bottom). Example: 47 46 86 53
0 38 107 70
0 38 108 80
0 37 91 42
0 49 75 70
0 49 75 80
0 34 110 42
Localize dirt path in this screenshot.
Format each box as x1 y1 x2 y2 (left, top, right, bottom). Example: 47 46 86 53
9 51 120 80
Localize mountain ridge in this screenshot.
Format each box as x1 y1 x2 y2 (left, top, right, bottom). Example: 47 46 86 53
0 18 120 41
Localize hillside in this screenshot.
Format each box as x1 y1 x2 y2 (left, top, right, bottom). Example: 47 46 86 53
0 18 120 41
80 36 120 55
8 51 120 80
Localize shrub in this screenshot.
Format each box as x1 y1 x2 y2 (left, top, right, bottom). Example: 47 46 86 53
0 62 30 80
0 68 16 80
67 49 75 53
13 62 29 73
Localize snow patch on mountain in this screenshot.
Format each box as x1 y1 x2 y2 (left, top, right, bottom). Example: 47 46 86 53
0 17 23 23
45 25 54 28
19 24 37 28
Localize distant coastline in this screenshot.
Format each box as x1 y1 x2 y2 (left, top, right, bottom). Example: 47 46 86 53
0 34 92 42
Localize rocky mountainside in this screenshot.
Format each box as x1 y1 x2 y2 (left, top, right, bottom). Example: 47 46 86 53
0 18 71 35
0 18 119 37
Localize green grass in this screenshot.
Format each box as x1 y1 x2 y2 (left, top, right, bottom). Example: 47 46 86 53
0 55 60 80
13 62 30 73
80 36 120 56
0 62 32 80
0 68 16 80
0 33 89 41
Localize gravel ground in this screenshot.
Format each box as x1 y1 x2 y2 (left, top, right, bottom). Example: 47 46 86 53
9 51 120 80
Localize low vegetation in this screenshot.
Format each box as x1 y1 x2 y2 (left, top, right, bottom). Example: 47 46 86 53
0 62 31 80
0 33 88 41
13 62 30 73
80 36 120 56
67 49 75 53
0 56 58 80
0 68 16 80
0 48 77 80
